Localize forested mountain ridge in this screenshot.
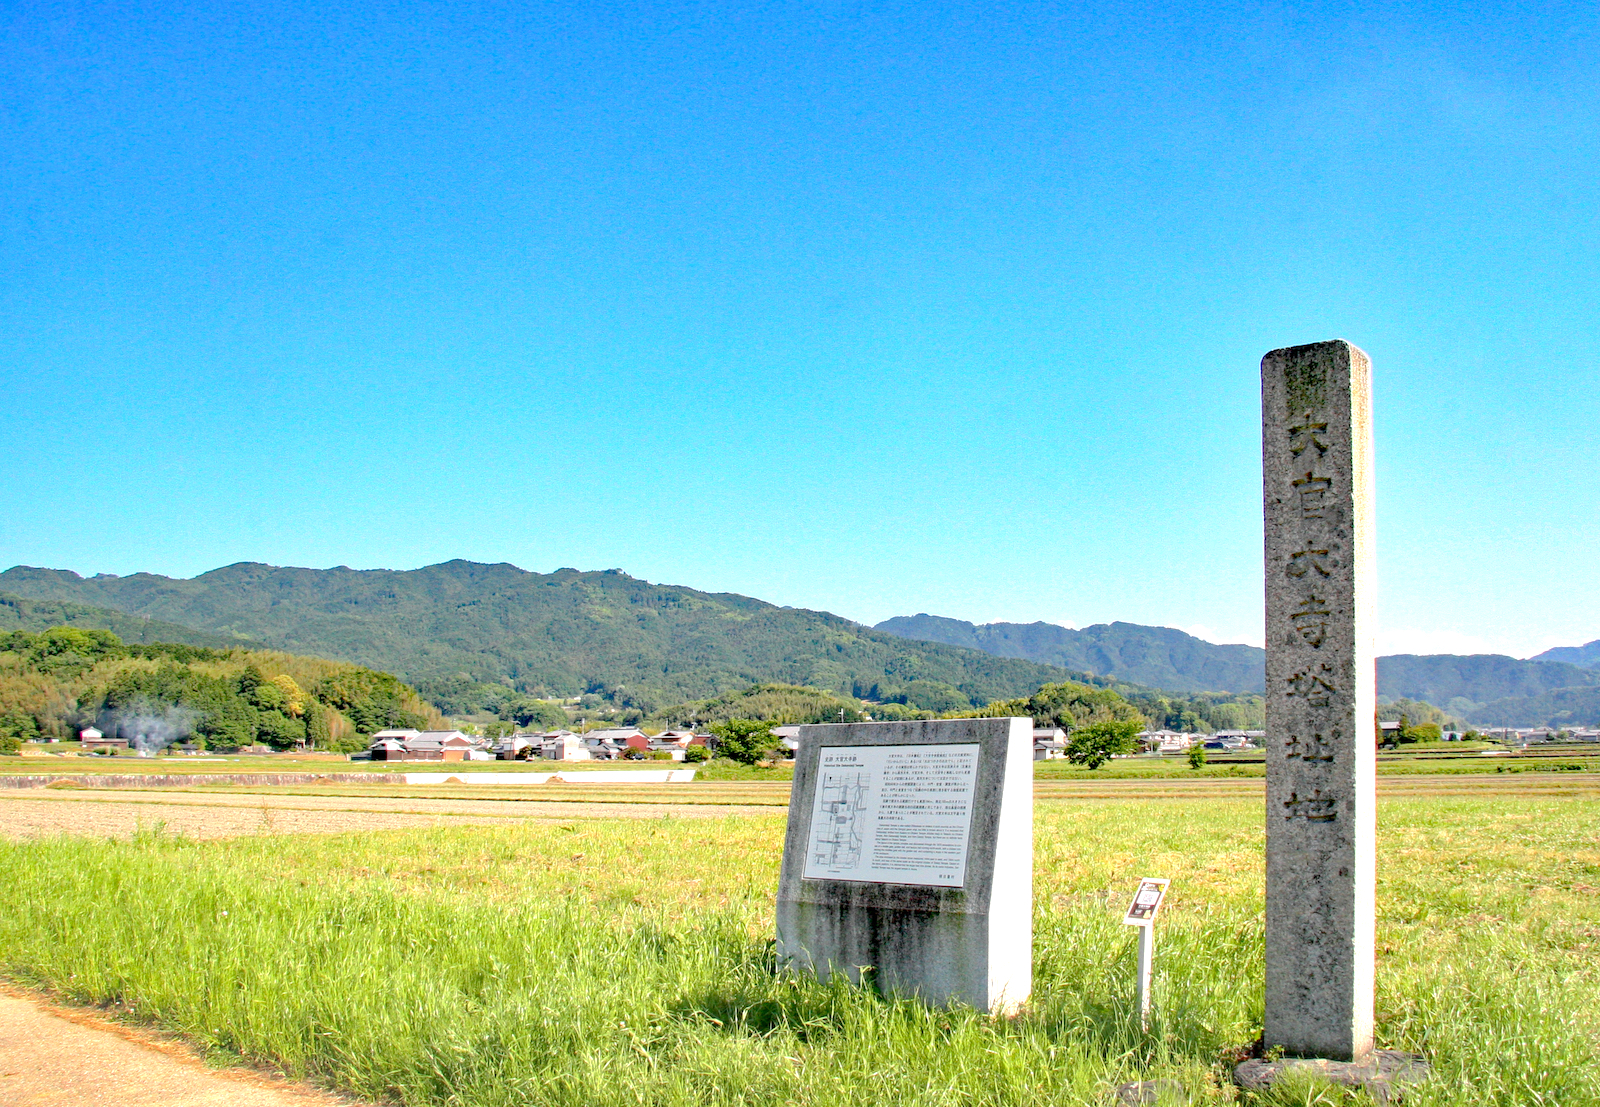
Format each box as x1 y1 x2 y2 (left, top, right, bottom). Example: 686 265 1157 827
1 592 254 650
0 562 1093 712
878 612 1600 725
874 614 1267 694
1530 640 1600 668
1375 654 1600 716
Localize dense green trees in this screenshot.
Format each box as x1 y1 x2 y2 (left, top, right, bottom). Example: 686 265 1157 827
1065 719 1143 769
652 684 868 728
709 719 778 766
0 627 438 751
411 676 569 730
1123 690 1265 733
1377 698 1461 731
971 681 1148 731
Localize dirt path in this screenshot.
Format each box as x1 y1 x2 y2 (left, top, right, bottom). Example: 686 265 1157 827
0 988 363 1106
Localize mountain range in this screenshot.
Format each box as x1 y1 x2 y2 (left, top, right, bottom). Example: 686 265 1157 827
874 613 1600 725
2 561 1595 726
0 592 255 650
0 563 1091 712
873 614 1266 694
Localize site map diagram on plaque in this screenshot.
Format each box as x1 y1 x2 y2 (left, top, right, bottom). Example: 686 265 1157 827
809 771 870 869
802 743 979 888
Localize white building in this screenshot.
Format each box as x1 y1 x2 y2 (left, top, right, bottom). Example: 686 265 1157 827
1033 727 1067 760
1139 730 1202 754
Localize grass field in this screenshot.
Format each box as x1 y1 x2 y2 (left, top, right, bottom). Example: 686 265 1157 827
0 782 1596 1106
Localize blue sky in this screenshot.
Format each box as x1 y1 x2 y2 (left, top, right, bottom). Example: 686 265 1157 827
2 0 1596 658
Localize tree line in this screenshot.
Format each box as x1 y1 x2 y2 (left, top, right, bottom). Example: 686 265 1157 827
0 626 443 753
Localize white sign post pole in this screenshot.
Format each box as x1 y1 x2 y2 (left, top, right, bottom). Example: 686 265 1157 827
1121 877 1170 1033
1136 924 1154 1030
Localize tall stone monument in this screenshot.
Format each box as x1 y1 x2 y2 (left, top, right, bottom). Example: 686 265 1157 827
1261 339 1376 1062
775 717 1033 1014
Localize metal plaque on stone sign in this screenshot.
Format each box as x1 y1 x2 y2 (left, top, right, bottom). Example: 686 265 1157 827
802 743 979 887
1121 877 1170 925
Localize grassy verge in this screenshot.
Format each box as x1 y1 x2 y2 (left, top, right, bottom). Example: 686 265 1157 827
0 797 1596 1105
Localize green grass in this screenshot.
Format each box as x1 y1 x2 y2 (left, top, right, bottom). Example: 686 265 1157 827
0 796 1596 1106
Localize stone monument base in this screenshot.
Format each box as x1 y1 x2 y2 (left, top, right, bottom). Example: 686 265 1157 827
1234 1050 1429 1103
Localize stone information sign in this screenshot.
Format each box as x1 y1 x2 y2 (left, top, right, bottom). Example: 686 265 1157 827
803 743 979 887
1262 339 1377 1062
777 718 1032 1013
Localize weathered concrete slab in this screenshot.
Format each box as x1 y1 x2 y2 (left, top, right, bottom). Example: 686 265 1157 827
776 718 1032 1013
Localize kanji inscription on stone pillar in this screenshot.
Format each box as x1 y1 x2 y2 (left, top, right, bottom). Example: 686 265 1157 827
1262 339 1376 1062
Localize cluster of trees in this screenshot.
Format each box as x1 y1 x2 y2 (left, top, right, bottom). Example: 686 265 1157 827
653 680 1158 771
1376 698 1462 732
967 681 1147 731
966 681 1151 768
411 675 570 730
1125 690 1265 733
649 683 932 730
0 627 443 753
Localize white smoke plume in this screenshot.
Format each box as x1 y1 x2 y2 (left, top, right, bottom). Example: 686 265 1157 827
104 698 198 756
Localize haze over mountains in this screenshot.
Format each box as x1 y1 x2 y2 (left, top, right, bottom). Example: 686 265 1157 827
2 561 1595 726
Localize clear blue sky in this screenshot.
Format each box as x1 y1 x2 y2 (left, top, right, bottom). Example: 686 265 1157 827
2 0 1596 658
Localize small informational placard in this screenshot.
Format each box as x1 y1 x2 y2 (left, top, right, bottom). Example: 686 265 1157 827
1122 877 1170 926
802 743 980 887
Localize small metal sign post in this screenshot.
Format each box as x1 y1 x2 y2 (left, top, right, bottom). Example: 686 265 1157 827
1121 877 1170 1030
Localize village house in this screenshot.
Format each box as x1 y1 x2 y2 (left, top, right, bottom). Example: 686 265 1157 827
78 726 128 751
586 727 649 755
771 726 801 756
542 732 591 761
492 734 541 760
1138 729 1202 754
365 729 475 762
1033 727 1067 760
652 729 706 749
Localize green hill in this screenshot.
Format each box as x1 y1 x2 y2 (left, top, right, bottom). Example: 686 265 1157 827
877 614 1600 721
0 592 254 650
0 562 1095 713
875 614 1266 693
1376 654 1600 713
1468 686 1600 728
0 625 443 748
1530 640 1600 668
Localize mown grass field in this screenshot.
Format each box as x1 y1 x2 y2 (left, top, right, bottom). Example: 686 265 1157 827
0 788 1596 1106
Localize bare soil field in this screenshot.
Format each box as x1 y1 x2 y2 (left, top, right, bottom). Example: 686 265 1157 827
0 788 780 840
2 770 1593 842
